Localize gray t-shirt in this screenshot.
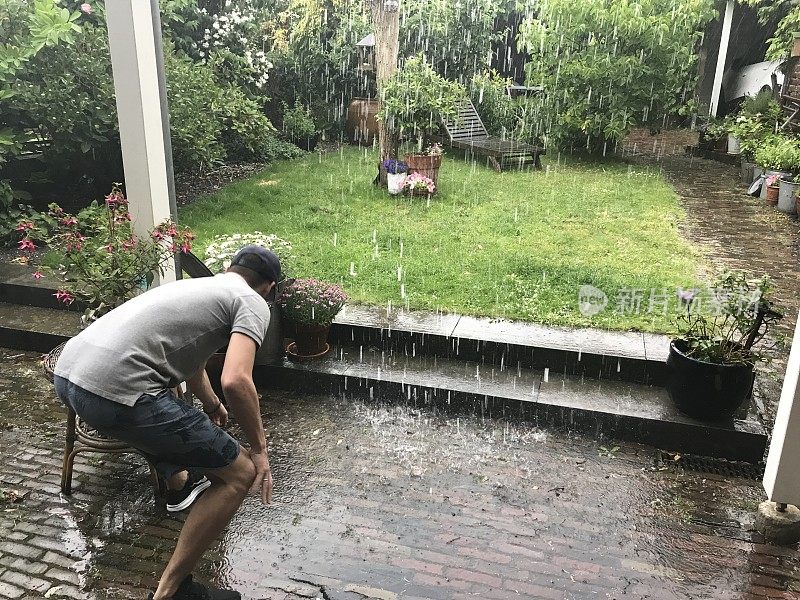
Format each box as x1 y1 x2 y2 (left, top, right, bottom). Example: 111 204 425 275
54 273 269 406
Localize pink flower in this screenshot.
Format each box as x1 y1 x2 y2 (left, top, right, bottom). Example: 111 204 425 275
80 3 92 14
32 271 43 280
18 238 36 251
60 216 78 226
180 242 191 253
122 239 136 250
54 290 74 305
15 222 34 232
152 230 164 241
104 244 114 253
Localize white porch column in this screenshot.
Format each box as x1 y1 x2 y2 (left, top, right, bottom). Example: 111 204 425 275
709 0 735 117
106 0 176 283
763 310 800 506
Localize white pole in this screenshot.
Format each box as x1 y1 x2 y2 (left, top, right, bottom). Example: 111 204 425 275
709 0 735 117
106 0 175 283
763 310 800 506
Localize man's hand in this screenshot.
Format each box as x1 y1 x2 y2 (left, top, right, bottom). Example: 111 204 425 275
249 449 273 504
205 401 228 427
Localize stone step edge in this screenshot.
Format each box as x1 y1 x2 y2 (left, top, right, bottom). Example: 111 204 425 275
0 294 670 386
1 322 764 463
254 363 766 464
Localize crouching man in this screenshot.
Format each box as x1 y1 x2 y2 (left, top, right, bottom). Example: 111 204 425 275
54 245 280 600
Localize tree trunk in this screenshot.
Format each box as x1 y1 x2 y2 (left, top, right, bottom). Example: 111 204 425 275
371 0 400 162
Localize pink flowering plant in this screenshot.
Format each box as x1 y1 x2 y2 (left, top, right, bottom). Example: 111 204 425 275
403 172 436 196
16 185 194 320
277 278 348 326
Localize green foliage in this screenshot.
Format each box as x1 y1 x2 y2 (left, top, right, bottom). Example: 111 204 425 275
182 147 700 334
377 55 466 149
0 0 84 166
10 22 117 159
470 71 517 136
740 0 798 60
165 52 226 170
282 100 316 139
400 0 508 84
754 135 800 172
518 0 715 152
677 271 780 364
17 186 195 320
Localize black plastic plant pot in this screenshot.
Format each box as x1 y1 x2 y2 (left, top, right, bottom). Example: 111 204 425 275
666 339 755 421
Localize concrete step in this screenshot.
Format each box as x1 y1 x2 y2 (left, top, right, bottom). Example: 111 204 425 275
0 301 765 463
331 304 670 386
253 341 766 463
0 271 672 385
0 302 80 352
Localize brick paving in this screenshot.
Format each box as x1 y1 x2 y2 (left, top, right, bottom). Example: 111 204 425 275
1 348 800 599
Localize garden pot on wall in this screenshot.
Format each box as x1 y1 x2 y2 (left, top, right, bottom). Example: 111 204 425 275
405 153 442 188
287 323 331 360
727 134 741 155
777 179 800 214
741 160 756 185
255 302 285 366
666 340 754 421
760 170 792 200
206 303 285 401
767 184 780 205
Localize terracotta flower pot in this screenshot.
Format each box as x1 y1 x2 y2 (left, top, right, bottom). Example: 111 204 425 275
292 323 331 356
767 184 780 205
405 153 442 188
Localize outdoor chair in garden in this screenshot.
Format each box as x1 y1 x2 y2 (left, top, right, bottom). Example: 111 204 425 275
41 254 210 498
438 99 545 172
43 342 165 497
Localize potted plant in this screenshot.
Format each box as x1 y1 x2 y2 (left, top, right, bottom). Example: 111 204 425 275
377 55 465 188
203 231 295 365
402 172 436 198
278 278 347 359
754 135 798 201
766 174 781 205
667 271 781 421
382 159 408 195
15 186 194 324
282 100 318 151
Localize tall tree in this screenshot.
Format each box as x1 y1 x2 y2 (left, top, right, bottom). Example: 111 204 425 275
371 0 400 161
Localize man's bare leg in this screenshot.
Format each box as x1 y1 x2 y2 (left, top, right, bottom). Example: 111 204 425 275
166 470 189 491
152 451 256 599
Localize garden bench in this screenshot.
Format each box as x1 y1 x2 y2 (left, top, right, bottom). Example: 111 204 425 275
438 100 545 171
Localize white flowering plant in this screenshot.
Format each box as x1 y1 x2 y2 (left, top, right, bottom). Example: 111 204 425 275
204 232 294 275
195 1 272 89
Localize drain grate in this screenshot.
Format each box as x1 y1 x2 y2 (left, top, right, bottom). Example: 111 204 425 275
661 451 765 480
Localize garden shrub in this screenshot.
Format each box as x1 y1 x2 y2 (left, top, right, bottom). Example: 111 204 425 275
470 71 516 136
281 100 316 139
378 55 466 150
518 0 715 153
164 52 226 170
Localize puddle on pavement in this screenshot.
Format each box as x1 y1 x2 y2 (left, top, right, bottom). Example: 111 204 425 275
0 346 785 599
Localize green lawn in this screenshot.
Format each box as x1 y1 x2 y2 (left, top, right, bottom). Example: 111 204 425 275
180 146 702 333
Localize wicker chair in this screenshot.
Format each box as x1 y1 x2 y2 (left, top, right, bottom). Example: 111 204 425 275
42 342 164 496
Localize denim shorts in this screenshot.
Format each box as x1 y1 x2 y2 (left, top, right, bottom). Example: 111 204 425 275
54 376 240 479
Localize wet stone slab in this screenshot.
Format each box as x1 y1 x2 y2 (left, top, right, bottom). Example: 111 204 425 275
0 348 798 600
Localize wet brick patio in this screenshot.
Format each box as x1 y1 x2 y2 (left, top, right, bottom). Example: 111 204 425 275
1 348 799 600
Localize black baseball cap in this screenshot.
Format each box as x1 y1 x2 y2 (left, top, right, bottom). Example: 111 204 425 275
230 245 281 284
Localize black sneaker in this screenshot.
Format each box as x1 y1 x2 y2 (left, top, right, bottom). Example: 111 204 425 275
147 574 241 599
165 472 211 512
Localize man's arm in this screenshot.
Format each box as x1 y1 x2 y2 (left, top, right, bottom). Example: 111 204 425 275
186 365 227 425
220 332 272 503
